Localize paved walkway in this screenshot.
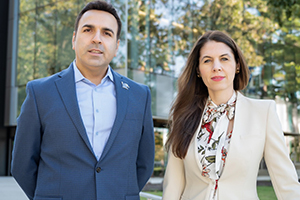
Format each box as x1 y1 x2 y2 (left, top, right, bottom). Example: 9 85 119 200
0 176 28 200
0 175 286 200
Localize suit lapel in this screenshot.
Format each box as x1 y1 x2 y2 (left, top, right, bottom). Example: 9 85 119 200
219 92 245 179
54 63 93 153
99 70 129 161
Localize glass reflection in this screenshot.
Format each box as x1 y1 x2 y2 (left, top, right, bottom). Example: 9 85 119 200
16 0 300 162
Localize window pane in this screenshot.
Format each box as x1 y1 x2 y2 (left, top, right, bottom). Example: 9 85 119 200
19 0 36 13
34 5 57 78
17 11 36 86
37 0 56 7
110 0 127 71
56 0 78 70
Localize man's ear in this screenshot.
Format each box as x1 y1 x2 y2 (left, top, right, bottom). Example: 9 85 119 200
72 31 76 50
114 39 120 57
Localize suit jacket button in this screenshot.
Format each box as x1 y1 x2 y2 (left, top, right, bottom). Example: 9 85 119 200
96 167 101 173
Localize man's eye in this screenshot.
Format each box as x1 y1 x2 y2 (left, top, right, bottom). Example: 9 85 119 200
83 29 91 32
105 32 112 37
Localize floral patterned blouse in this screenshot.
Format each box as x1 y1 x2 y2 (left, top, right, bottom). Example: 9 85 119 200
197 92 236 200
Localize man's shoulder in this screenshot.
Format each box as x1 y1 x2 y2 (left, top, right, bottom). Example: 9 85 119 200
29 73 58 85
112 70 149 92
28 65 72 87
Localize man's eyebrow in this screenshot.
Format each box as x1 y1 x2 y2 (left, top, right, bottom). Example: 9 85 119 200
81 24 94 29
81 24 115 35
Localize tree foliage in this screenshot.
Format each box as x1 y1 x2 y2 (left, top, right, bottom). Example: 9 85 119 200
266 0 300 26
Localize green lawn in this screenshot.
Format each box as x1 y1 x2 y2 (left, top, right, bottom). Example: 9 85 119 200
257 186 277 200
140 191 162 200
140 186 276 200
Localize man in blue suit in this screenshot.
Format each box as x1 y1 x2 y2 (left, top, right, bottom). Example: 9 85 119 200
11 1 155 199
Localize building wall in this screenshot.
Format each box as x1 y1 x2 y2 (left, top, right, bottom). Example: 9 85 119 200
0 0 10 176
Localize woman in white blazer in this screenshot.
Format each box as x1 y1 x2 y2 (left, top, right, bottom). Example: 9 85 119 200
163 30 300 200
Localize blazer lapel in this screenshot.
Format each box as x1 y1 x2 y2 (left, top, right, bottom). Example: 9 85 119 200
219 92 245 179
99 70 129 161
54 63 93 153
192 92 246 180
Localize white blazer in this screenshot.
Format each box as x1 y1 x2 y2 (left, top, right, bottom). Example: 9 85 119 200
163 92 300 200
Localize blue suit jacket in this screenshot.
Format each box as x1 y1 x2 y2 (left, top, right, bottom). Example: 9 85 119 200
11 63 155 200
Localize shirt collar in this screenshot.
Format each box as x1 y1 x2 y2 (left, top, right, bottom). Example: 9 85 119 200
73 60 114 84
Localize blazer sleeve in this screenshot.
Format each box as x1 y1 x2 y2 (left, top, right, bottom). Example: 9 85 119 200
11 81 41 200
162 150 185 200
136 87 155 191
264 101 300 200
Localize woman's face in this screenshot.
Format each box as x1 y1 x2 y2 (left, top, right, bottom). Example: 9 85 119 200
198 40 238 96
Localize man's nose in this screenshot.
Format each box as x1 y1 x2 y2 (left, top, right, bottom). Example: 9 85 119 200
92 30 102 44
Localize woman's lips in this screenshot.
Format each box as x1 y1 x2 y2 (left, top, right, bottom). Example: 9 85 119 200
211 76 225 81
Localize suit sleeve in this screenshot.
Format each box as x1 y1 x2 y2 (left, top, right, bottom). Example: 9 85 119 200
136 87 155 191
11 81 42 200
264 101 300 200
162 149 185 200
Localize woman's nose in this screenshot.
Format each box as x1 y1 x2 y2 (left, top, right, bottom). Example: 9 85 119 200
212 62 222 71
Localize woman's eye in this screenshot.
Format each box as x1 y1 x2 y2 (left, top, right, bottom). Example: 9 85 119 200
221 57 228 61
203 59 211 63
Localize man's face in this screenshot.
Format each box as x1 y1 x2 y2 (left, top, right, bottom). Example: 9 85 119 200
72 10 119 72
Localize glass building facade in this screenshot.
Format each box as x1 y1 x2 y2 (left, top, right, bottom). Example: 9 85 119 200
6 0 300 175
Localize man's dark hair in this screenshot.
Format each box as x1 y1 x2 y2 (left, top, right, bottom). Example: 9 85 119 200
74 0 122 40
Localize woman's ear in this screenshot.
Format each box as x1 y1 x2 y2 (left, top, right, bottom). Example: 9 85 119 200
196 68 201 77
236 63 240 74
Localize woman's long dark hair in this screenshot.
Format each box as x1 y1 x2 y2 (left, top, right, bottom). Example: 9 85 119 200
166 30 250 159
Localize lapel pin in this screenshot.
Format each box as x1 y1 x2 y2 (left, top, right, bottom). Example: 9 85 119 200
121 81 130 90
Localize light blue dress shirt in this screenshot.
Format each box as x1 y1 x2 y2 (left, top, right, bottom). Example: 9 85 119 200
73 61 116 160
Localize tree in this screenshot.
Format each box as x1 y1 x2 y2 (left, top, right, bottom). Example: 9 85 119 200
266 0 300 26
